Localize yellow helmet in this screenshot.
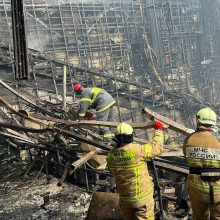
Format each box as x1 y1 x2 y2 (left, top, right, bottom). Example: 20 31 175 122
196 108 217 126
116 122 133 135
115 122 133 144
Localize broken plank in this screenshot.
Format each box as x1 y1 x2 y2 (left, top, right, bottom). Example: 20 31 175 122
0 98 154 130
58 150 101 186
0 79 52 115
143 107 195 135
70 150 100 172
0 131 36 144
55 127 112 151
30 112 155 129
0 96 51 128
151 158 189 175
0 122 49 133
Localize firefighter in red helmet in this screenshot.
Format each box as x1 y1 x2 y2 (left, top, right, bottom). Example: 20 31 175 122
73 83 116 142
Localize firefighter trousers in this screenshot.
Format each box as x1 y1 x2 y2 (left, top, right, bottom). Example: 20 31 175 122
189 185 220 220
96 105 117 139
119 197 154 220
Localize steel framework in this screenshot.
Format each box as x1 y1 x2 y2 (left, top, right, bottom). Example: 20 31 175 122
0 0 219 131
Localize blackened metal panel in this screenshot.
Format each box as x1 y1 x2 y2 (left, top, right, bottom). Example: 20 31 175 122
11 0 29 79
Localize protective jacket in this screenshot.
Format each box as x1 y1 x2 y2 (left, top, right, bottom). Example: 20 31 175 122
183 130 220 194
107 130 164 203
78 87 115 117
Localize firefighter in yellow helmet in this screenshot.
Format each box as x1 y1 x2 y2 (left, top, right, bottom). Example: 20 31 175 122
183 108 220 220
107 121 164 220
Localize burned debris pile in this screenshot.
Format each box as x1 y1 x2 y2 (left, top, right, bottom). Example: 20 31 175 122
0 80 193 219
0 0 219 219
0 176 91 220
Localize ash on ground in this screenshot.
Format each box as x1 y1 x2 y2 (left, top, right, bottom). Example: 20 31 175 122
0 175 91 220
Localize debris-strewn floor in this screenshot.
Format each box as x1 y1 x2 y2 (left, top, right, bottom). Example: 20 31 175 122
0 175 91 220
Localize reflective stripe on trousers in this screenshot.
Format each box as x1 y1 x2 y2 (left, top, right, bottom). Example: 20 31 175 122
120 195 154 220
188 180 220 193
189 183 220 220
120 187 154 203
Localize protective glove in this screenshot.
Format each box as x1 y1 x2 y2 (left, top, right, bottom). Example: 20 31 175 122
85 111 95 120
154 121 163 130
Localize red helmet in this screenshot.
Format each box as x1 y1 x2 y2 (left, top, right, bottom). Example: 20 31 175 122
73 83 82 92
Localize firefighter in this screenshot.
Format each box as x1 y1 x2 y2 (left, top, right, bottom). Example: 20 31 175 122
183 108 220 220
73 83 116 141
107 121 164 220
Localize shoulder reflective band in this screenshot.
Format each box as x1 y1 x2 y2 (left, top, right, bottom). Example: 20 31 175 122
91 87 101 103
186 147 220 160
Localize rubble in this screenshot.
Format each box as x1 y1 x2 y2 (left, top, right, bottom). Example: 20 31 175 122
0 79 192 219
0 0 219 219
0 174 91 220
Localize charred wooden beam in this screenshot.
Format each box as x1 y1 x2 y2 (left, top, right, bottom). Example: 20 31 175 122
152 157 189 175
0 80 55 116
30 112 154 129
0 96 155 131
70 150 101 172
57 150 101 186
0 122 48 134
56 128 112 151
0 130 36 144
0 120 111 151
143 107 195 135
0 97 50 128
0 96 154 130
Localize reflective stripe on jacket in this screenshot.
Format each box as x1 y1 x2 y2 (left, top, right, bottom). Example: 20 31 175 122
107 130 164 203
183 130 220 193
79 87 115 117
